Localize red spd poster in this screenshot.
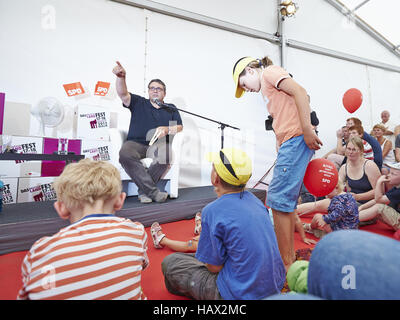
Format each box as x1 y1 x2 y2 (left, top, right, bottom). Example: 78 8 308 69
94 81 110 96
63 82 85 97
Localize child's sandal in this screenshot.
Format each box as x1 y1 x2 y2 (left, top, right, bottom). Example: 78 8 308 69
150 222 165 249
302 223 313 234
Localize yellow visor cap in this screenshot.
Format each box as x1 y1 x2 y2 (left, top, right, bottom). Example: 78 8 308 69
232 57 256 98
206 148 252 186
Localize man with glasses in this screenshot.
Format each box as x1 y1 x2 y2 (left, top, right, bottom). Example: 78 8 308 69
113 61 183 203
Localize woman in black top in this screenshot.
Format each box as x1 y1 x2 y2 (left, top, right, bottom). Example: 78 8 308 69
339 136 381 205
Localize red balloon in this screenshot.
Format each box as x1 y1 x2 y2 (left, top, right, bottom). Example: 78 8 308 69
342 88 362 113
303 159 338 197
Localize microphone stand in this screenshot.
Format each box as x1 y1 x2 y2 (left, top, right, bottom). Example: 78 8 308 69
159 103 240 149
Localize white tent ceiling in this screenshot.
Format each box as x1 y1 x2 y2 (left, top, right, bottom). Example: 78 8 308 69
338 0 400 53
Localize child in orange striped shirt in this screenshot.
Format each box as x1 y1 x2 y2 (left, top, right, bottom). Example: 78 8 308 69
17 159 149 300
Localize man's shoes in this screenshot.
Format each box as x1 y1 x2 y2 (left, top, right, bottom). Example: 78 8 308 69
138 194 152 204
154 191 168 203
139 191 168 203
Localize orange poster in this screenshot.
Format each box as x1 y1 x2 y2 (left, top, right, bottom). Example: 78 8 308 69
63 82 85 97
94 81 110 96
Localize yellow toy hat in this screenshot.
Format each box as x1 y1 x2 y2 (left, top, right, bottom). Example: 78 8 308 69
206 148 252 186
232 56 257 98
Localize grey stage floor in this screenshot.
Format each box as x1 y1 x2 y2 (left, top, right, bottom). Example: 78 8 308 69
0 186 265 255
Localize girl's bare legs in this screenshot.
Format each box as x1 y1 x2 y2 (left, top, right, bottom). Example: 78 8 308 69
272 209 296 271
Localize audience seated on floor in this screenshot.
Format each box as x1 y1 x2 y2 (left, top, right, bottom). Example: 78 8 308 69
344 124 382 170
345 117 383 170
371 123 396 174
379 110 397 151
338 136 381 206
295 180 359 239
358 162 400 231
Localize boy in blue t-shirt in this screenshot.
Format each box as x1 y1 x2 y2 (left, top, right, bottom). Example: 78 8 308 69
161 148 286 300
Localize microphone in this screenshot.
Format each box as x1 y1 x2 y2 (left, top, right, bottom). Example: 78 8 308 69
152 98 162 107
152 98 173 112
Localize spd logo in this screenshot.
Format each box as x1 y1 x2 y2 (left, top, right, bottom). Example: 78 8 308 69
94 81 110 96
63 82 85 97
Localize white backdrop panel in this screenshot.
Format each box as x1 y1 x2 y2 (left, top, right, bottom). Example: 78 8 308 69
0 0 146 137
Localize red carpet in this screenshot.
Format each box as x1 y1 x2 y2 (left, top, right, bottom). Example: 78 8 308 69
0 215 397 300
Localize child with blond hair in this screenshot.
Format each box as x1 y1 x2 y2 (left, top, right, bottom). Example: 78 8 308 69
296 180 359 239
18 159 149 300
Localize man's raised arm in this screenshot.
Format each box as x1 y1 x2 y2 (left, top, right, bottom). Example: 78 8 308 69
112 61 131 106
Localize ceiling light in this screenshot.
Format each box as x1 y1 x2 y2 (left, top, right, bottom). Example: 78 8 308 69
280 0 298 18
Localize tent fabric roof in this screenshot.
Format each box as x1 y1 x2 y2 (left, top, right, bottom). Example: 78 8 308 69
339 0 400 52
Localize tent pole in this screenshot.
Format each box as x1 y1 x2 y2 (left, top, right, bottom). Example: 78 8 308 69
276 0 287 68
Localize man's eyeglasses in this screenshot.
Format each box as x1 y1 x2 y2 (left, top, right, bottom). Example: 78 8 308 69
149 86 164 92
